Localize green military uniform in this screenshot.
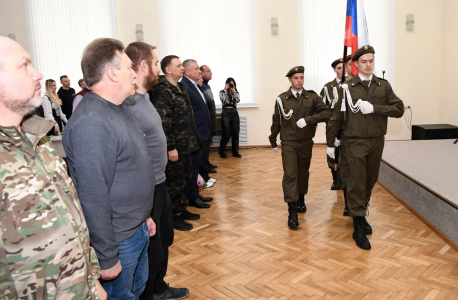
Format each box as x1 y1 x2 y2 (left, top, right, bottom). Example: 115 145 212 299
321 78 341 170
270 67 332 204
0 115 101 299
326 47 404 217
150 77 200 217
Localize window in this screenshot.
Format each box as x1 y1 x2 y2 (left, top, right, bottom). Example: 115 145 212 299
157 0 258 107
26 0 118 90
299 0 396 92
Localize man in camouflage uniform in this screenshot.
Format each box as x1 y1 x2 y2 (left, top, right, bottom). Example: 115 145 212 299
321 58 344 190
327 45 404 250
150 55 200 231
269 66 332 229
0 36 105 299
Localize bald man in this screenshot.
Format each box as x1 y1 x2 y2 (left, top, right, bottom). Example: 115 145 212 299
0 37 106 299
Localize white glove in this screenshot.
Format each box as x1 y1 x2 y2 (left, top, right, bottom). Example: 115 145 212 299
273 147 278 153
359 101 374 114
334 138 341 147
296 118 307 128
327 147 335 159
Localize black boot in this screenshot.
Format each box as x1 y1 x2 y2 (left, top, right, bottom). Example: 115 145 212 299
352 216 371 250
297 194 306 213
287 202 299 229
363 217 372 235
331 169 341 190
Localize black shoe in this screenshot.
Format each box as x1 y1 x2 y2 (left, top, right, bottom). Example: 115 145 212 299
209 163 218 169
198 194 213 202
232 153 242 158
363 217 372 235
352 217 371 250
297 194 306 213
343 206 350 216
208 168 217 173
173 216 193 231
189 198 211 208
153 286 189 300
181 209 200 220
219 152 227 158
287 202 299 229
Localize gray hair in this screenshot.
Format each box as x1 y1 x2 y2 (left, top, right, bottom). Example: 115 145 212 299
182 59 197 70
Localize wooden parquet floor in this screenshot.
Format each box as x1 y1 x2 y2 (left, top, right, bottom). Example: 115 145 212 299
165 146 458 300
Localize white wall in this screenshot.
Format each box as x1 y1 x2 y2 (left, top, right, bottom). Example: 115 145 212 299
0 0 30 53
1 0 456 144
440 0 458 126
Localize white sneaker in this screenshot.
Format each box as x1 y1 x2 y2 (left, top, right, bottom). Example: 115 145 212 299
208 178 216 183
205 181 214 188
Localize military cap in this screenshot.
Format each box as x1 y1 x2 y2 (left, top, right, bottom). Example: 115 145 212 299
285 66 304 77
352 45 375 62
331 58 343 68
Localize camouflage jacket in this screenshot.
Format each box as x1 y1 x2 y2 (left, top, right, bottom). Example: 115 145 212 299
149 77 200 154
0 116 101 299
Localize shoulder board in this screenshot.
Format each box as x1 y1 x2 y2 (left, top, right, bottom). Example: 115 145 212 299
307 90 317 95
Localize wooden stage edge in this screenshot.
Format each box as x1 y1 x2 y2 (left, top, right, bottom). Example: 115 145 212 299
378 180 458 252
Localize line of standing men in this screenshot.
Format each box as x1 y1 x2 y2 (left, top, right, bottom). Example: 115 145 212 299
271 45 404 251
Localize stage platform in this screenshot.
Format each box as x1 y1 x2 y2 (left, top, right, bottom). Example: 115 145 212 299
378 139 458 245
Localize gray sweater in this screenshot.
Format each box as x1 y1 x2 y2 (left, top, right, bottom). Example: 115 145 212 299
63 91 155 270
124 92 167 185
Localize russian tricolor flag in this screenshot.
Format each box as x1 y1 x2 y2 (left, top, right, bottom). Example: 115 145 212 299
344 0 370 75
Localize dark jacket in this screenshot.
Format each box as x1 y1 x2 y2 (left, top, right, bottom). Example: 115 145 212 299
269 88 332 147
201 80 217 131
149 77 199 154
180 76 212 140
326 75 404 147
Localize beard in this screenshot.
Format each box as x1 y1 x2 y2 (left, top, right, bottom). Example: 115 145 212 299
143 66 159 91
0 82 41 116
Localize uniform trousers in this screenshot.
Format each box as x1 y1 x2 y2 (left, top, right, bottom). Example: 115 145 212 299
187 148 201 201
281 140 314 203
140 182 174 299
165 152 192 215
340 136 384 216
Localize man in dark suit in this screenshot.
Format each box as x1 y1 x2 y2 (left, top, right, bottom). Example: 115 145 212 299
181 59 213 208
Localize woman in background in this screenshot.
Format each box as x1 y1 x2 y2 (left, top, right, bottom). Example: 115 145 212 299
219 77 241 158
42 79 68 135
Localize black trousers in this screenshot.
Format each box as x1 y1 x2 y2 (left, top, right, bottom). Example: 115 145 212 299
219 108 240 155
199 138 211 182
140 182 174 299
187 149 201 201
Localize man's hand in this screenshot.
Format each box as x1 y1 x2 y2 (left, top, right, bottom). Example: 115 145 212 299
327 147 335 159
95 279 107 300
273 147 278 153
296 118 307 128
146 218 156 237
100 261 122 281
54 125 61 135
359 101 374 114
168 149 178 162
334 138 341 147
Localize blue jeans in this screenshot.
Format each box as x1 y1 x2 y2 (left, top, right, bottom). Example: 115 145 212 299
102 222 150 300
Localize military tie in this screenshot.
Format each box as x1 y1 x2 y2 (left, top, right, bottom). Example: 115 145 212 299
363 80 371 88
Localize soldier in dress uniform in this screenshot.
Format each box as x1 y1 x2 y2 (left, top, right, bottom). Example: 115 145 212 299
321 58 344 190
326 45 404 250
269 66 332 229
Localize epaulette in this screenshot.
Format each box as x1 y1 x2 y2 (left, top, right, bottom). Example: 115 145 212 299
307 90 317 95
